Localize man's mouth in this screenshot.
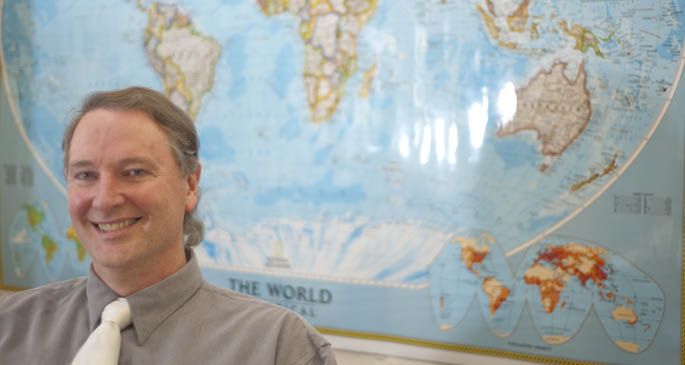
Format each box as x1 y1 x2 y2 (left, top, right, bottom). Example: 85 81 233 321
95 218 141 232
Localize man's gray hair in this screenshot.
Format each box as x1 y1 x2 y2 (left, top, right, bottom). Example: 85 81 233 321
62 86 204 247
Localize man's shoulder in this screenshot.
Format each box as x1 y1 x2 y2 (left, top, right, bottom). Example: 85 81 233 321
198 281 286 311
195 281 311 327
0 276 87 308
195 281 335 364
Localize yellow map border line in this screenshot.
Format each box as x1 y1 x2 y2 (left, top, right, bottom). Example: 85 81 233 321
316 327 603 365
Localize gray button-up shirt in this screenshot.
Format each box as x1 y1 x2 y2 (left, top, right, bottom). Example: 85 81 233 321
0 250 336 364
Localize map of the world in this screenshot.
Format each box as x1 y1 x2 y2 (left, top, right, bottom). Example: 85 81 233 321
1 0 683 363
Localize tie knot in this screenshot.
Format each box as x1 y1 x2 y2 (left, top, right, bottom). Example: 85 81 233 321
101 298 132 329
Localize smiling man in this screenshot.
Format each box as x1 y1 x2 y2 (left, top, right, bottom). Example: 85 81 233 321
0 87 336 364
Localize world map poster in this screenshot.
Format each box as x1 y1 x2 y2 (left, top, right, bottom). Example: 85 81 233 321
0 0 683 363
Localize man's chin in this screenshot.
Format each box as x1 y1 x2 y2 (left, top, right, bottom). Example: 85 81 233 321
89 247 139 271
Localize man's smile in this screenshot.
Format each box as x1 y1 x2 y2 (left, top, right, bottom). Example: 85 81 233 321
93 218 141 232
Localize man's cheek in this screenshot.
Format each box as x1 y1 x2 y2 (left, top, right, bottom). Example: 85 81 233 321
67 194 90 221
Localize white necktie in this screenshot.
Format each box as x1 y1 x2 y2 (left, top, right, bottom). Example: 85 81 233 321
72 298 132 365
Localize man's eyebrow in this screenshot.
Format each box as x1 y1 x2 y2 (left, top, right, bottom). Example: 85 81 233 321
118 156 157 167
68 157 158 170
68 160 94 170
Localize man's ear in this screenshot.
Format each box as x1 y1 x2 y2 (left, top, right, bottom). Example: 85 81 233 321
185 163 201 212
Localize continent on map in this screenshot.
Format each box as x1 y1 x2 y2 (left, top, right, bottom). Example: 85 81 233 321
497 61 592 158
24 204 44 231
453 233 513 318
66 226 88 262
41 235 58 264
17 204 61 266
611 305 638 325
535 242 608 286
615 341 640 354
454 233 493 275
23 205 56 264
430 232 522 337
525 242 608 313
482 277 510 317
258 0 378 122
143 2 221 118
523 264 567 313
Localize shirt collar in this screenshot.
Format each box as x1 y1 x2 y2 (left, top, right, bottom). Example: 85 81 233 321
86 249 204 344
86 267 120 332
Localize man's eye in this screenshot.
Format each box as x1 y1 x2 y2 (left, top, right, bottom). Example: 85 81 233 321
127 169 147 177
74 172 93 181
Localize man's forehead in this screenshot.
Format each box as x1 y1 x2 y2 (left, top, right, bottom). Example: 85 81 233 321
73 109 166 142
68 109 177 167
76 108 156 130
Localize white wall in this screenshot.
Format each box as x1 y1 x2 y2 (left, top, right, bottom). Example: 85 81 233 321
334 350 445 365
330 335 533 365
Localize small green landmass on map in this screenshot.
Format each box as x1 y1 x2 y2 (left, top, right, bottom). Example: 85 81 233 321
41 234 58 264
24 204 45 231
66 226 88 262
560 20 604 58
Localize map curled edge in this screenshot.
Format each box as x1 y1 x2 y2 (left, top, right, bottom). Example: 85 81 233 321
0 0 66 197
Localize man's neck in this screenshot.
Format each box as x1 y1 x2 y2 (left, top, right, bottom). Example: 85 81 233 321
93 248 188 296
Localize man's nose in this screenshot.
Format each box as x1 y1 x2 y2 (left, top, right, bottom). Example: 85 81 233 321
92 174 125 210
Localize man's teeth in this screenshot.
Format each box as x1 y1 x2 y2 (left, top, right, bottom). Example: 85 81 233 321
98 219 137 231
